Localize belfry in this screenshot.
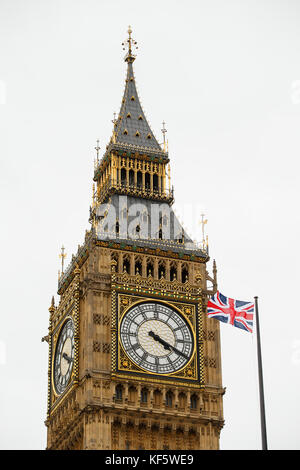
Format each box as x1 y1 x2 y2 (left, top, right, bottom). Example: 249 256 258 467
45 27 225 450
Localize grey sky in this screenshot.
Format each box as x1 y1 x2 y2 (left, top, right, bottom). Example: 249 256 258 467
0 0 300 449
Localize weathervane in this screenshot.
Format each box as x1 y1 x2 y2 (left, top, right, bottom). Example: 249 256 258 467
122 25 138 62
59 245 67 274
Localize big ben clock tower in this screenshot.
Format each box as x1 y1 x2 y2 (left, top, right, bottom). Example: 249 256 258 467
45 27 225 450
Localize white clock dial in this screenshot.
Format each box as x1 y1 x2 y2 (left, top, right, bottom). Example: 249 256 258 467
53 319 75 394
120 302 194 374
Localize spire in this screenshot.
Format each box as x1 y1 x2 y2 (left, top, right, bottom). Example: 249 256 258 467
113 27 162 152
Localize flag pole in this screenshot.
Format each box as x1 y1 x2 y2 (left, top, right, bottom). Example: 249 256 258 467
254 296 268 450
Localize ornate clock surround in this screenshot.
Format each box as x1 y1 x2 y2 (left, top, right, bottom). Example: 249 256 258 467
112 288 205 388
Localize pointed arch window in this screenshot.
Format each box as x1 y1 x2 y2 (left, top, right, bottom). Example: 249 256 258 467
190 394 198 410
166 391 173 407
141 388 148 403
115 384 123 400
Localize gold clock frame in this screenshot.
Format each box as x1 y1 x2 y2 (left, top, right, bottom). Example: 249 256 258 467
112 291 205 388
51 315 76 399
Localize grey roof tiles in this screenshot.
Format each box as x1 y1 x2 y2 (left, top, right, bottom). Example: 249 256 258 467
114 62 162 151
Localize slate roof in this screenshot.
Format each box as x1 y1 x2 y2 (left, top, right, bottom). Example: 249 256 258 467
96 195 206 257
114 61 162 151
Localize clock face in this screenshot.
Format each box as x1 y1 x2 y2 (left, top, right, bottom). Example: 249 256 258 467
53 319 75 394
120 302 194 374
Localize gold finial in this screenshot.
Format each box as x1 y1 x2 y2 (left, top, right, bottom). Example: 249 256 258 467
94 139 100 168
95 139 100 157
59 245 67 274
199 214 208 250
111 112 117 143
122 25 138 63
161 121 167 152
112 112 117 126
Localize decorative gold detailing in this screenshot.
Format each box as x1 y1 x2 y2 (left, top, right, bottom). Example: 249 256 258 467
111 114 117 143
135 131 140 137
131 96 135 101
115 293 201 384
122 25 138 63
161 121 167 152
138 115 143 120
112 112 117 126
200 214 208 251
59 245 67 274
123 129 128 135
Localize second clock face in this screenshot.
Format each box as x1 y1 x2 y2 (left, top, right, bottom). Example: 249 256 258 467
120 302 194 374
53 318 75 395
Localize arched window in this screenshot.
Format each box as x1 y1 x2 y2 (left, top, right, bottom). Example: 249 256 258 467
170 264 177 281
166 391 173 407
153 174 159 192
115 384 123 400
145 172 150 189
141 388 148 403
159 261 166 279
135 258 142 275
182 265 189 283
137 171 142 188
147 259 154 276
121 168 126 186
190 394 198 409
123 256 130 273
129 169 134 187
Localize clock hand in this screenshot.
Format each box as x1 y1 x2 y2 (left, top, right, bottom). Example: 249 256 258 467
168 345 189 361
62 352 73 363
148 331 171 351
148 331 189 360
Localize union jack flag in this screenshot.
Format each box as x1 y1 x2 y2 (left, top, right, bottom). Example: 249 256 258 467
207 291 254 333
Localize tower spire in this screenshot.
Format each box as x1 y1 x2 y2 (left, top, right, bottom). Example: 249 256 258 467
113 27 161 152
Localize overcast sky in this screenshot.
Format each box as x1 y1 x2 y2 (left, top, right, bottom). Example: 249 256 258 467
1 0 300 450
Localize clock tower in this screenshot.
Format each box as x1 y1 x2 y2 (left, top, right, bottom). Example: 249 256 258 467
45 27 225 450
